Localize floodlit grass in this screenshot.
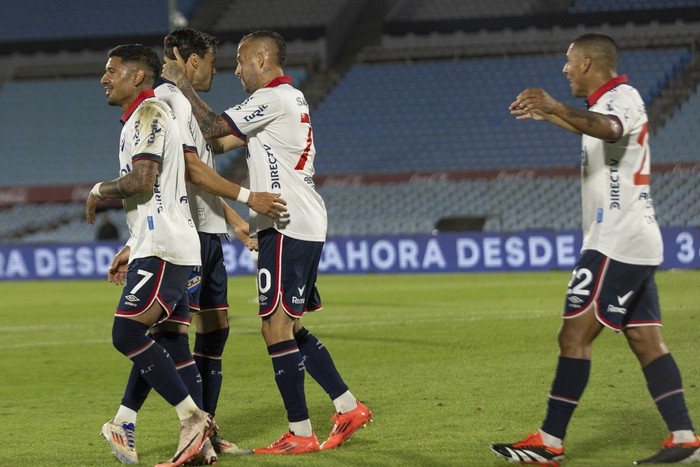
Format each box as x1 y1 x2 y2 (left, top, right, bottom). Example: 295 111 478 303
1 270 698 466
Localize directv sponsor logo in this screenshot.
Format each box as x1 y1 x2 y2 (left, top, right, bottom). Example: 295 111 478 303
264 144 282 189
609 158 621 209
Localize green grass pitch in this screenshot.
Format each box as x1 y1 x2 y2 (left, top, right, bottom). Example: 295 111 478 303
2 270 698 466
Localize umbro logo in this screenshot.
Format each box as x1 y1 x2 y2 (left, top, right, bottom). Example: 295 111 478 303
568 296 584 304
125 295 139 302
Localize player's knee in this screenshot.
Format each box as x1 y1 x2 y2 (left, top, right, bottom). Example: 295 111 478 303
294 326 310 344
111 318 150 355
194 327 229 356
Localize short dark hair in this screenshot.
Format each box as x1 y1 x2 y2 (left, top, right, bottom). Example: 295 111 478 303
108 44 161 79
241 30 287 67
164 28 219 62
572 33 618 69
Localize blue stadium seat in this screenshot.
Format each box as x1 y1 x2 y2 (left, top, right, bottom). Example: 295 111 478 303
312 49 692 176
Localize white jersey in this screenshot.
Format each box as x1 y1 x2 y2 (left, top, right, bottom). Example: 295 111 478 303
221 76 327 242
580 75 663 265
154 78 227 235
119 90 200 266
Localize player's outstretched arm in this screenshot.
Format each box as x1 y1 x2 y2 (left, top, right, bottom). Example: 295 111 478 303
220 198 258 251
162 48 232 141
86 160 158 224
184 152 287 218
512 88 621 140
210 135 245 155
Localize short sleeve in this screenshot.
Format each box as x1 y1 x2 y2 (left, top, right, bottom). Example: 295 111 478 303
599 87 642 138
221 89 282 139
131 102 168 164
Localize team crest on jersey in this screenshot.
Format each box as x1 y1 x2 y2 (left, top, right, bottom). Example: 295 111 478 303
187 269 201 293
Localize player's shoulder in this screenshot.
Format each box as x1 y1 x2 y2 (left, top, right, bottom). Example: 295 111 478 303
136 97 174 123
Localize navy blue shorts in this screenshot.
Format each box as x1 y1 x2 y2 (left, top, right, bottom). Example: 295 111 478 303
188 232 229 313
563 250 661 331
116 256 193 324
256 228 323 318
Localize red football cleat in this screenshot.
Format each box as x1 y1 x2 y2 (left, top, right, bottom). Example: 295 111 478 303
320 401 373 450
253 431 320 455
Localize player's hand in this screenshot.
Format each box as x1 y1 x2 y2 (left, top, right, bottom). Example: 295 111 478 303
247 192 287 218
512 88 558 117
162 46 187 81
232 224 258 250
86 193 99 224
509 99 546 121
108 246 130 285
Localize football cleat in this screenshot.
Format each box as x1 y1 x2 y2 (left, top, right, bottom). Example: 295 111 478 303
100 419 138 464
491 431 565 466
253 431 320 454
320 401 373 450
634 434 700 464
183 438 218 465
155 410 217 467
210 430 253 455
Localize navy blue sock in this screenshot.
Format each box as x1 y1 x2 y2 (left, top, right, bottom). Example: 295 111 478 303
541 357 590 440
121 363 151 411
194 328 228 416
295 327 348 400
111 318 189 406
154 331 203 409
643 353 694 432
268 340 308 422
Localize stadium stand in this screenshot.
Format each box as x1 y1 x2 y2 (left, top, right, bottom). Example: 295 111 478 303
312 48 692 176
0 0 698 244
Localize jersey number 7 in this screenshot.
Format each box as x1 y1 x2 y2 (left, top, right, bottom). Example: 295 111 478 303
295 113 313 170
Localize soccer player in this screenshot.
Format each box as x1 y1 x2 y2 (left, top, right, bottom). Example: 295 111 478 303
161 30 373 454
100 28 290 465
491 33 700 466
86 44 215 467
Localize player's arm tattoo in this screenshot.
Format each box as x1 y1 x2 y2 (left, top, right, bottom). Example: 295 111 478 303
563 105 597 129
558 103 621 141
170 73 232 141
99 160 158 199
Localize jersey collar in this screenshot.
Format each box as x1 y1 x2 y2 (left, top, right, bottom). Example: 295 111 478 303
264 76 292 88
153 76 174 88
585 75 627 108
121 89 155 124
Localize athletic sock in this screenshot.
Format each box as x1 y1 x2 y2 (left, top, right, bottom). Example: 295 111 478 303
121 363 151 413
154 331 203 409
294 327 348 400
194 328 228 415
115 405 138 426
111 318 189 407
268 340 308 423
289 419 313 438
643 353 694 432
541 356 590 440
333 390 358 414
